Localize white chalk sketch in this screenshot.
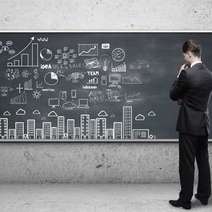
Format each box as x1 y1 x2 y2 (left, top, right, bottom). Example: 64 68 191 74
122 106 132 139
10 92 27 105
54 47 77 68
33 69 39 80
133 129 150 139
88 90 105 104
122 74 143 85
62 101 77 110
3 111 11 116
135 114 145 121
70 89 77 98
32 90 41 100
40 48 53 61
24 79 33 90
101 43 110 49
148 110 156 117
44 72 59 86
32 109 41 115
7 37 39 68
112 48 125 62
0 40 15 55
0 118 8 139
66 72 84 83
16 83 24 94
84 58 100 69
48 111 58 117
16 108 26 116
98 110 108 117
0 87 9 97
6 68 20 80
111 62 126 72
42 88 55 92
48 98 60 108
21 70 31 78
106 89 121 102
59 90 67 101
78 98 89 109
88 77 99 85
78 44 98 56
108 73 121 88
36 81 43 89
37 37 48 42
100 75 107 86
99 54 112 72
1 105 155 141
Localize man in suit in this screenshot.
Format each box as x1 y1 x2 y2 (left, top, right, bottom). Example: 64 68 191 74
169 40 212 209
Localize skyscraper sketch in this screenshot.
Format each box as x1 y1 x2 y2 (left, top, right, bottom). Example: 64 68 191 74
27 119 35 139
0 118 8 139
113 122 122 139
123 106 132 139
80 114 90 139
96 118 106 139
43 122 51 139
15 122 24 139
89 119 96 139
57 116 65 139
67 119 75 139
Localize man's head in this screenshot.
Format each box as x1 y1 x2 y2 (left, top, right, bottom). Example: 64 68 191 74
182 40 201 64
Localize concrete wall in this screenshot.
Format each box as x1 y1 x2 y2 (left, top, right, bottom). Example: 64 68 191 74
0 143 212 183
0 0 212 183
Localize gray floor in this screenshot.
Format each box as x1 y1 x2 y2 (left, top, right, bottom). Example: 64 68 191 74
0 183 211 212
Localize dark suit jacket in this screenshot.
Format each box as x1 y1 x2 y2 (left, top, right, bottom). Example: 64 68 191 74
170 63 212 136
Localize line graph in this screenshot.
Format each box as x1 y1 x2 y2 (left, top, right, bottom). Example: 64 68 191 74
78 44 98 56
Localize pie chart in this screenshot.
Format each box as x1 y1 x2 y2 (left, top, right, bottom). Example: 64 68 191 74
44 72 58 86
40 48 53 61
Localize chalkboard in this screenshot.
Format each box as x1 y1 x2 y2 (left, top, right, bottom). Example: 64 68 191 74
0 32 212 142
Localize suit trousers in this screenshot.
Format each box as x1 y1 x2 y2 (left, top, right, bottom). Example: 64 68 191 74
178 133 211 202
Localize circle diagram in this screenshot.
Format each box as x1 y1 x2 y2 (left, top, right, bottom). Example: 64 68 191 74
40 48 53 61
44 72 58 86
112 48 125 62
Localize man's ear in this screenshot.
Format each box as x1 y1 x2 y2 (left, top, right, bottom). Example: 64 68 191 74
187 51 193 58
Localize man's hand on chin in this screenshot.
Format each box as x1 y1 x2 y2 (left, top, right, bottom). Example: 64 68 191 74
177 64 190 78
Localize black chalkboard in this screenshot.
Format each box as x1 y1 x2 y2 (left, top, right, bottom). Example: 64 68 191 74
0 32 212 142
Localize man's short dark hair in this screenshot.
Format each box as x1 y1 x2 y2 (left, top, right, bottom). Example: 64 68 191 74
182 40 201 57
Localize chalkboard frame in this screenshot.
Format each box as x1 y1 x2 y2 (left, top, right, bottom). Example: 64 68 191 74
0 31 212 143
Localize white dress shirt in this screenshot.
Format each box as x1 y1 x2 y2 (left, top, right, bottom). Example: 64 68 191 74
177 60 202 78
190 60 202 68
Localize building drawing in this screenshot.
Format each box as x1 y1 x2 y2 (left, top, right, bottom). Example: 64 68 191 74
67 119 75 139
96 118 106 139
42 122 51 139
15 122 24 139
123 106 132 139
57 116 65 139
0 106 154 141
27 119 35 139
80 114 90 139
113 122 122 139
89 119 96 139
0 118 8 139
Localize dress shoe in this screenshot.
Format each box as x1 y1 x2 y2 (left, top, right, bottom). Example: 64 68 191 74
195 194 208 205
169 199 191 209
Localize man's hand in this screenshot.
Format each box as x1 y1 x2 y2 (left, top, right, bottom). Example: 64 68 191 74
177 64 189 78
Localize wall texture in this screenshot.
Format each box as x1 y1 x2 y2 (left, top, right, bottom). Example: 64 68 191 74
0 0 212 183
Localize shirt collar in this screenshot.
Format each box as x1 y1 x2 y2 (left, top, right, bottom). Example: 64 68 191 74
190 61 202 68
